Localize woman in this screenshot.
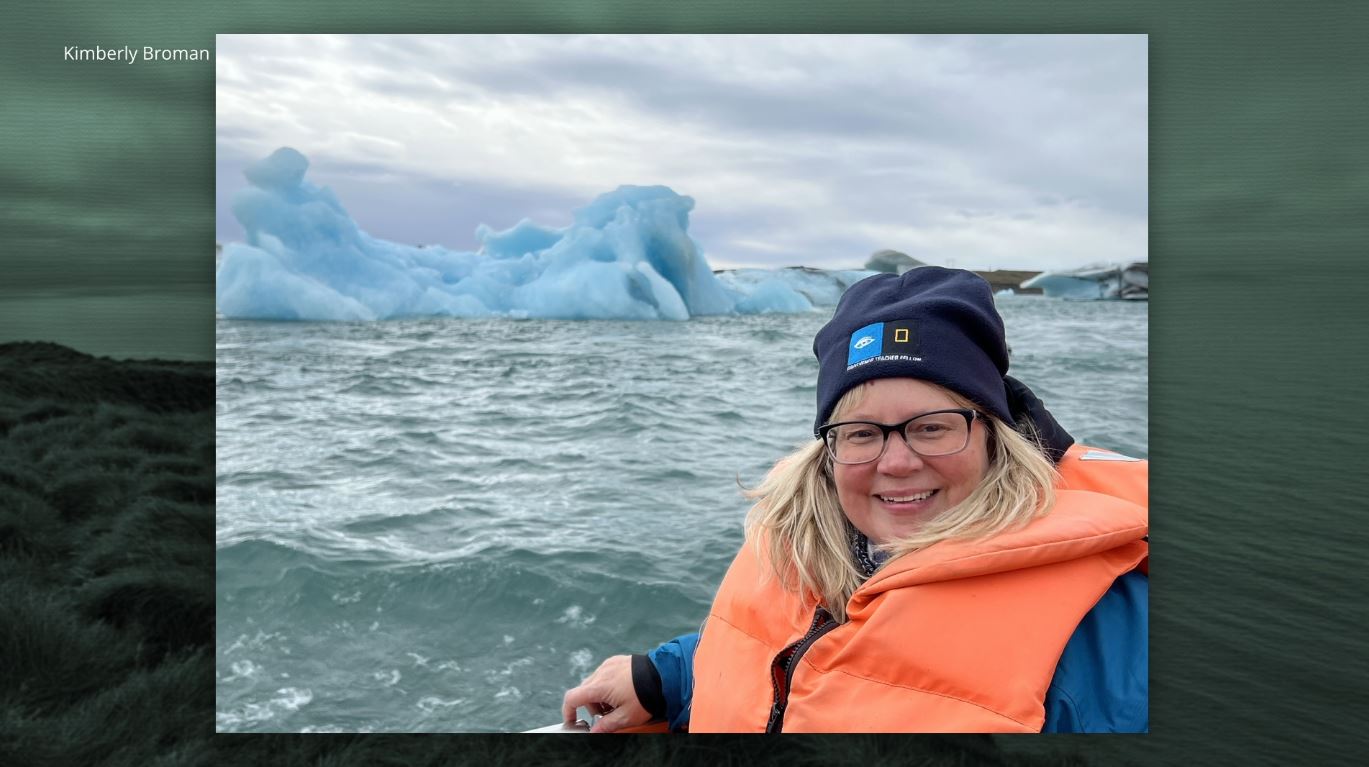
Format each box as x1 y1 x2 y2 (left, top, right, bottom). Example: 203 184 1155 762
563 267 1148 732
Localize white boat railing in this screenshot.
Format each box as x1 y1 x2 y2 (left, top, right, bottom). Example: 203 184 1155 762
522 707 600 733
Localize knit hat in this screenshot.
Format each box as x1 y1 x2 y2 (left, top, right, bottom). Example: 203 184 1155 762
812 267 1011 436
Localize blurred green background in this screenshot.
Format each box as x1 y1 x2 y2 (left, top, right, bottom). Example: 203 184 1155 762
3 1 1366 763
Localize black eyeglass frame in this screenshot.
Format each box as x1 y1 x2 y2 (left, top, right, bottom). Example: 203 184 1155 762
817 408 982 465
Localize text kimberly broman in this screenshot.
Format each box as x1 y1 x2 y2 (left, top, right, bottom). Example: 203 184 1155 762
64 46 210 63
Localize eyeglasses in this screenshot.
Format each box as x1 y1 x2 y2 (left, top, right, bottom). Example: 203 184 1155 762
818 408 981 465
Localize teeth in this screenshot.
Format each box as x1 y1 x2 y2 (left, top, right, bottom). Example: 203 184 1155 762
879 490 934 503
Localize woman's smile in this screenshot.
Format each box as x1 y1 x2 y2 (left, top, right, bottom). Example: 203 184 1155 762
833 378 989 545
873 488 939 512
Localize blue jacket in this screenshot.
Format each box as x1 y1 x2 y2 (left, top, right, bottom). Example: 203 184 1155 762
646 571 1147 733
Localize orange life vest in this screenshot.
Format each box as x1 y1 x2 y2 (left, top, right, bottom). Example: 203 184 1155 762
690 445 1148 733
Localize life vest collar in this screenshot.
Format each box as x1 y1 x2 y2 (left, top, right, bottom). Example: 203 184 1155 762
851 490 1146 603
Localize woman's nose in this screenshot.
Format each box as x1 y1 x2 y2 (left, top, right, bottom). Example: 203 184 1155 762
877 431 926 474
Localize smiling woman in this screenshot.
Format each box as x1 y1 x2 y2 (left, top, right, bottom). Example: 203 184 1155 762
210 34 1149 734
824 380 1029 555
563 267 1148 733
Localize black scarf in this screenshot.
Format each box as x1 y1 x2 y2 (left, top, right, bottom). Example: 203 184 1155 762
847 523 885 579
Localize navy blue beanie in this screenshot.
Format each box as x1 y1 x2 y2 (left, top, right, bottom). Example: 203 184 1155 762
813 267 1012 436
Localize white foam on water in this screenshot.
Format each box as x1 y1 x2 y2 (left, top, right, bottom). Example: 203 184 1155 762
406 652 431 667
555 605 596 629
220 659 262 682
222 630 287 655
417 696 465 713
215 687 314 730
569 648 593 677
493 686 523 701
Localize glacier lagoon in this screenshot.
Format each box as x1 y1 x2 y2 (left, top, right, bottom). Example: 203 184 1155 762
216 148 873 322
214 151 1153 732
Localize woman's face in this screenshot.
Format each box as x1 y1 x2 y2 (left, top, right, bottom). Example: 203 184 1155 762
832 378 990 545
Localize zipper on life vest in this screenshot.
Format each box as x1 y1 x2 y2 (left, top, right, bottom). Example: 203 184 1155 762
765 606 838 733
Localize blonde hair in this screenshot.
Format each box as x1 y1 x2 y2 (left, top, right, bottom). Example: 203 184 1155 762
743 382 1057 623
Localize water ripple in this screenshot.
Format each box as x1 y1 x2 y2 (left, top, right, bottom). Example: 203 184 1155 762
217 300 1148 732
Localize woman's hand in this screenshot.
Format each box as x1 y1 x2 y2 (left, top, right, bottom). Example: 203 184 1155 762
562 654 652 733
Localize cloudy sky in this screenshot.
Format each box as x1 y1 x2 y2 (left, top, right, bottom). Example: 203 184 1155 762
216 34 1146 272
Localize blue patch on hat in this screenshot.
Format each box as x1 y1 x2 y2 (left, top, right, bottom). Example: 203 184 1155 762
847 322 884 367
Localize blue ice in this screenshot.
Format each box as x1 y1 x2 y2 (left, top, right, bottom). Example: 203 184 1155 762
216 148 873 321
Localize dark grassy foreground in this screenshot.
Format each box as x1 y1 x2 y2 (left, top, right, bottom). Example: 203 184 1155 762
0 342 213 766
0 341 1095 766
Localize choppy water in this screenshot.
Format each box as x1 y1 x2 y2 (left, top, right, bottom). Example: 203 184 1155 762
215 297 1147 732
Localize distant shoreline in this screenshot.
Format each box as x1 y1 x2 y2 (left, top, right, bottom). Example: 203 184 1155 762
709 264 1046 295
972 270 1045 294
216 242 1044 296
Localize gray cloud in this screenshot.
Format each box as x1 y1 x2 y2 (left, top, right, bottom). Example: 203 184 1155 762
216 35 1147 272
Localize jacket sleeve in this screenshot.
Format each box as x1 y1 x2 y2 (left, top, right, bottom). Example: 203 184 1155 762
637 632 699 732
1043 571 1149 732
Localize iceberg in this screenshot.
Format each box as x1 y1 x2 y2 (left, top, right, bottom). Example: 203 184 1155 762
716 267 876 314
1019 262 1148 300
216 148 869 321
